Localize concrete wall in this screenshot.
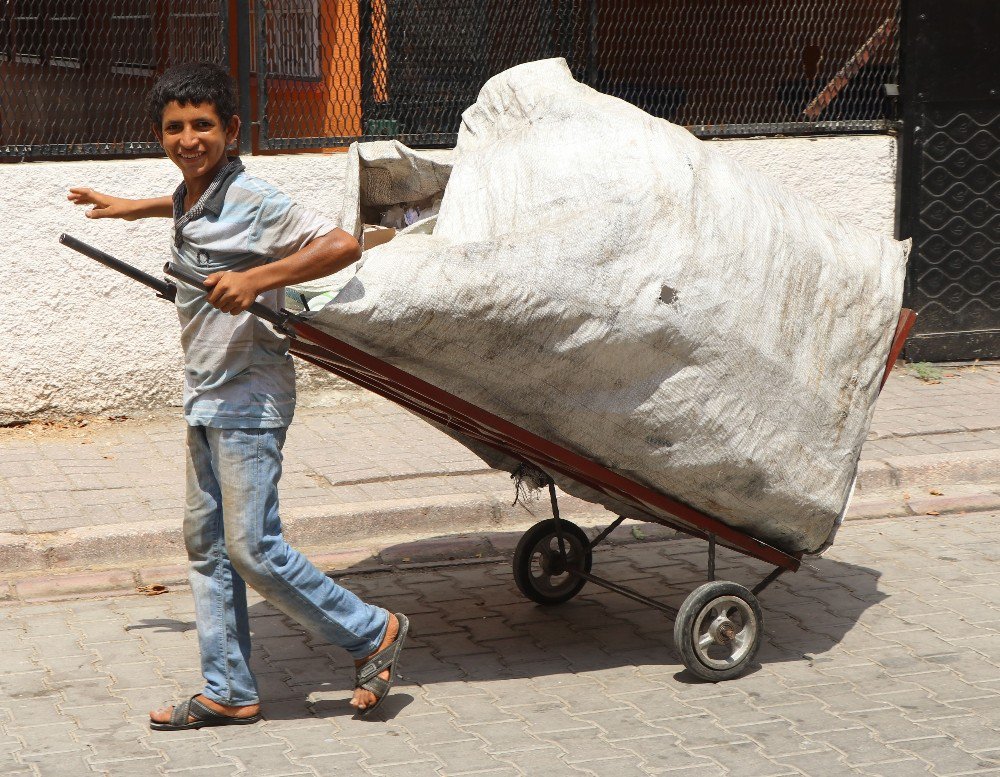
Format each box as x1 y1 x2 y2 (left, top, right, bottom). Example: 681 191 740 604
1 134 898 423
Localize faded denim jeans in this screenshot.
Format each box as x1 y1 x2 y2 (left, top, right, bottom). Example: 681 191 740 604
184 425 388 705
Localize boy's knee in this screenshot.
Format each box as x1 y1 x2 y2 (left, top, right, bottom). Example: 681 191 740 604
228 542 272 586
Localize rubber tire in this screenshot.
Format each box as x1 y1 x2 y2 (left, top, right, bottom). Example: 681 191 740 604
513 519 593 605
674 580 763 682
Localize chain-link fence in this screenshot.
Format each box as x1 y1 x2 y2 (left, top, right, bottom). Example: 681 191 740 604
1 1 899 160
0 0 228 160
256 0 900 150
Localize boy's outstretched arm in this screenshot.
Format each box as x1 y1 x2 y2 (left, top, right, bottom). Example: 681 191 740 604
204 229 361 315
68 188 173 220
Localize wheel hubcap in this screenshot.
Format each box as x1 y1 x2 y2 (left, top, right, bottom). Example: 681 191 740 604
711 618 736 646
692 595 757 670
543 547 568 575
529 534 582 595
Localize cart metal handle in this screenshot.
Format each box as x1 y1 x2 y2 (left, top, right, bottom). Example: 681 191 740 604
60 233 300 336
162 261 295 333
60 233 177 302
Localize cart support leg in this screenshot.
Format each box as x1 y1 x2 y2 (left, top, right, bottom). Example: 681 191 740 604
547 480 568 558
752 567 785 595
589 516 626 550
708 534 716 582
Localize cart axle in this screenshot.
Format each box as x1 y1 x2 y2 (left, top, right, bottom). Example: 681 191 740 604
567 568 680 618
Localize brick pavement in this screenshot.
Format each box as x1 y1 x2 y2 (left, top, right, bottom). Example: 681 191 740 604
3 511 1000 775
0 362 998 577
862 363 1000 459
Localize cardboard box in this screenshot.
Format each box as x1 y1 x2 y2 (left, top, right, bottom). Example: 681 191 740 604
363 225 396 250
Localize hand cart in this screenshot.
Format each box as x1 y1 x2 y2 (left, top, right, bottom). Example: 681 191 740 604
60 234 916 682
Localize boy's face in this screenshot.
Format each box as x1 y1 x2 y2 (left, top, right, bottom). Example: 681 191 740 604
154 100 240 183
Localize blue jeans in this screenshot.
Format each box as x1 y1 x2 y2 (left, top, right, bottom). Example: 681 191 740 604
184 425 388 706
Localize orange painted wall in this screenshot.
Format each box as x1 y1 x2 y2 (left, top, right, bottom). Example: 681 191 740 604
260 0 362 142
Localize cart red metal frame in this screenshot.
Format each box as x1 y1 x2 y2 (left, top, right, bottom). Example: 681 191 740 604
61 234 916 680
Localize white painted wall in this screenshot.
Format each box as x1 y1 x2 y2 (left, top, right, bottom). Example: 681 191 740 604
1 134 898 422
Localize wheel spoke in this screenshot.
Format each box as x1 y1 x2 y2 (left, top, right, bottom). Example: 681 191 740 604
531 535 575 593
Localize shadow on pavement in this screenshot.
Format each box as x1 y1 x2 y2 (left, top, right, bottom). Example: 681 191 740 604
241 528 885 722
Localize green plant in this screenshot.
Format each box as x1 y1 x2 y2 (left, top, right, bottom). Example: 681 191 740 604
908 362 943 383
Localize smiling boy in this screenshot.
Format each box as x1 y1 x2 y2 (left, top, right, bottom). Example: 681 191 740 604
69 62 408 729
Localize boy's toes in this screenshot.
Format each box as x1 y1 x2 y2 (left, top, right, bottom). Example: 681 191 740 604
350 611 400 711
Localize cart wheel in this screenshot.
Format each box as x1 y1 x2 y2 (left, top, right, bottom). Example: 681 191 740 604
674 581 763 682
513 519 593 605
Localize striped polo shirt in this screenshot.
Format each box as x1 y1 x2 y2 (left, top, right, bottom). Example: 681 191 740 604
171 158 335 428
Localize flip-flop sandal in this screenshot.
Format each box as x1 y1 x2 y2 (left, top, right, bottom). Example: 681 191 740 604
149 695 262 731
354 612 410 719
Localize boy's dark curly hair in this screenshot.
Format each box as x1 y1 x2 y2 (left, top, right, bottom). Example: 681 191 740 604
148 62 237 127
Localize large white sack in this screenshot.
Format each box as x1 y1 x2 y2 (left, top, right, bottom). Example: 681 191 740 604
304 59 909 555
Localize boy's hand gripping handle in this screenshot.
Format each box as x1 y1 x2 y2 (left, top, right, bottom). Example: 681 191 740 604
162 261 296 334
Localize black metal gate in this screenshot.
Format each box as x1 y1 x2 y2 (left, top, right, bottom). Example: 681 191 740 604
898 0 1000 361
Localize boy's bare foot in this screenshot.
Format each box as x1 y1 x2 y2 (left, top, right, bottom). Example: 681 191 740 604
351 612 400 711
149 695 260 725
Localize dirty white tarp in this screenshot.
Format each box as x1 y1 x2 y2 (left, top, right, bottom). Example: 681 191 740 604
302 58 909 555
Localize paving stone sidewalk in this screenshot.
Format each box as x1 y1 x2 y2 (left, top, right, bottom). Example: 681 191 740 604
0 362 998 575
3 511 1000 776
